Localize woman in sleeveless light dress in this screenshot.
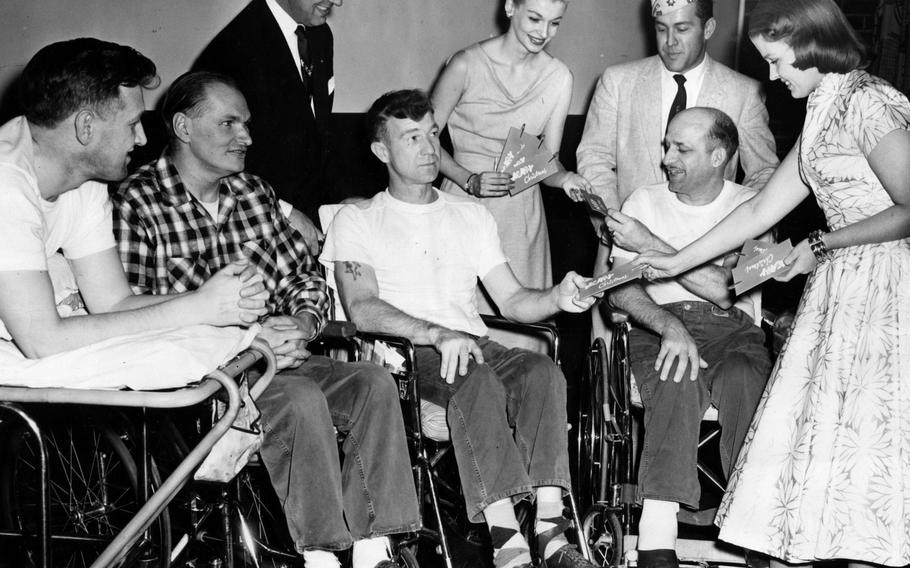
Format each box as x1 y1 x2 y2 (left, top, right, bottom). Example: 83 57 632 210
430 0 592 320
638 1 910 566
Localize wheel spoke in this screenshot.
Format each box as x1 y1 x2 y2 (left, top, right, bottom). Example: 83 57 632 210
3 413 170 568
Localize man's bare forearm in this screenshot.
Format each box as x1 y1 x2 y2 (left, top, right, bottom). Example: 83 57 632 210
347 296 448 346
498 286 561 323
12 293 209 358
109 291 185 312
641 237 734 309
609 283 680 336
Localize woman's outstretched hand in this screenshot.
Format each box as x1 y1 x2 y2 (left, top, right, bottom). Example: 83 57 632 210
633 250 685 281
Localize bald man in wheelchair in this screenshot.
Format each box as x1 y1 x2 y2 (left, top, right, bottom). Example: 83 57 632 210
321 89 601 568
606 108 771 568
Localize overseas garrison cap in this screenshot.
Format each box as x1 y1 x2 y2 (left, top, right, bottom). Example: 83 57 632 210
651 0 696 16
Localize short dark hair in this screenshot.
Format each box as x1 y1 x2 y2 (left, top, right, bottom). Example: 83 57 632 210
693 0 713 25
161 71 241 139
700 107 739 164
366 89 434 143
748 0 865 73
19 37 159 128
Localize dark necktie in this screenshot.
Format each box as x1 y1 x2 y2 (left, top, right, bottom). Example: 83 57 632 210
667 74 687 129
295 25 312 95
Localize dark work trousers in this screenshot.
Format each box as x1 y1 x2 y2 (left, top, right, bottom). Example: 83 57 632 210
629 302 771 508
254 355 420 552
415 338 572 522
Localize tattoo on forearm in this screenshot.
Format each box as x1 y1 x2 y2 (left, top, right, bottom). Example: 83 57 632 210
344 261 363 280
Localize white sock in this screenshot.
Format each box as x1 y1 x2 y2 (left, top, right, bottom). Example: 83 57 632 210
302 549 342 568
638 499 679 551
352 536 392 568
536 490 568 559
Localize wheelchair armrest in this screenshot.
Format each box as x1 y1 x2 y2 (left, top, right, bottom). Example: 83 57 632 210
320 320 357 340
480 314 559 363
354 331 417 371
480 314 557 337
608 309 630 325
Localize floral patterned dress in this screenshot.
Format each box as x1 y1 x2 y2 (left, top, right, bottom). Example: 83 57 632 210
715 71 910 565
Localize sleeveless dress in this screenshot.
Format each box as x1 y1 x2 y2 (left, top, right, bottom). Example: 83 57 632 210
715 71 910 566
442 43 572 313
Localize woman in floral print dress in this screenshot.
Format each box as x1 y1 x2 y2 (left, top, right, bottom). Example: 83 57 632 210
637 0 910 565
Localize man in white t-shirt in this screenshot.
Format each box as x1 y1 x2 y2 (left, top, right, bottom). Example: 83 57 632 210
607 108 771 568
321 90 600 568
0 38 267 361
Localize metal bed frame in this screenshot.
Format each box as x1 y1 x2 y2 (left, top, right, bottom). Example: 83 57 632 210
0 338 276 568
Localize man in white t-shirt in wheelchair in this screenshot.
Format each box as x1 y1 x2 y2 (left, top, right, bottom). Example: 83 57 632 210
607 107 772 568
322 89 602 568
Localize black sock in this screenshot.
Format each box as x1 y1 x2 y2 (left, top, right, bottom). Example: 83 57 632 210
637 548 679 568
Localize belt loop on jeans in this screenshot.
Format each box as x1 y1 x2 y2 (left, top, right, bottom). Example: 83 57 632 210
710 304 731 318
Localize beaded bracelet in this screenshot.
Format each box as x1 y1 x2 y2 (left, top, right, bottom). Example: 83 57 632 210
807 229 833 263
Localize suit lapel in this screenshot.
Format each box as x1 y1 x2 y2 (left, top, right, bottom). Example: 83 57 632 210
307 24 334 125
253 1 306 88
633 57 665 181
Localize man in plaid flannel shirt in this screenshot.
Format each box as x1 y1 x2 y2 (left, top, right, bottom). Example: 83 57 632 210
112 72 418 568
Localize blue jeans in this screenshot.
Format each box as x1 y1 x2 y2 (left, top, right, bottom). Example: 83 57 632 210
254 355 420 552
415 338 571 522
629 302 770 508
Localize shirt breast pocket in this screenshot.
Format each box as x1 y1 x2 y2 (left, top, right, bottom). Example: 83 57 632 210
165 255 212 294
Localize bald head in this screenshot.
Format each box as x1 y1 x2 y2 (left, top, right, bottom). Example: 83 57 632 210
662 107 739 203
681 107 739 166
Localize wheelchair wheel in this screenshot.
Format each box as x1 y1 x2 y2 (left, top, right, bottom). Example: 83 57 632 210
396 545 419 568
582 508 623 568
235 464 300 566
576 338 609 511
0 412 170 568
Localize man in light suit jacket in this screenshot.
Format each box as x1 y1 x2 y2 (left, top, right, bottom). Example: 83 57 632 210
577 0 778 215
194 0 341 247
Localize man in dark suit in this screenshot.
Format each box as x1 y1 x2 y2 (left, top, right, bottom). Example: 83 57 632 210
194 0 342 249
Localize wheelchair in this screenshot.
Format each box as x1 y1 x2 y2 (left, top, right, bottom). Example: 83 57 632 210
316 203 592 568
341 314 591 568
0 338 276 568
576 309 783 568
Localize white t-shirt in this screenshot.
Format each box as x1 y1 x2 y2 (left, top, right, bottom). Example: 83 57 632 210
0 116 116 341
611 180 760 321
320 189 508 337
